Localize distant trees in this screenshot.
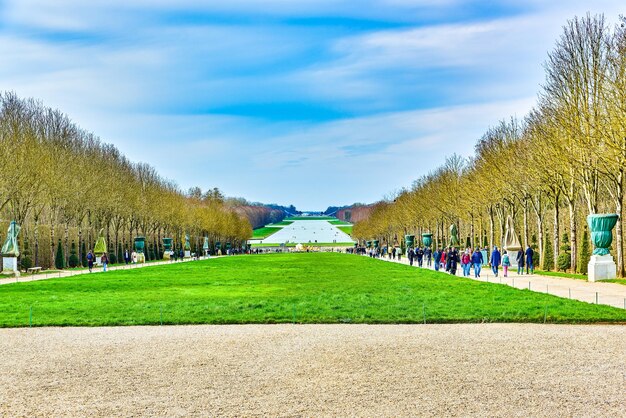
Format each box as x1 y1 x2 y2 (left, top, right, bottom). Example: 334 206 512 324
353 14 626 277
0 92 252 269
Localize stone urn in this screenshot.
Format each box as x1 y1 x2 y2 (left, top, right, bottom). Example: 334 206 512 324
373 240 379 248
405 235 415 248
163 237 173 252
587 214 619 255
134 237 146 254
422 233 433 248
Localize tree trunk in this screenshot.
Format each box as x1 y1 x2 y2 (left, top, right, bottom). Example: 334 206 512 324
616 180 624 277
567 199 577 273
34 215 40 267
523 201 529 249
489 206 495 250
553 192 560 270
470 212 475 250
50 217 55 268
78 225 83 267
537 214 544 270
64 222 69 267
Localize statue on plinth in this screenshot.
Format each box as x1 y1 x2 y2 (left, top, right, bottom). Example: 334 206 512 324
1 221 20 257
503 216 522 268
2 221 21 274
449 224 459 246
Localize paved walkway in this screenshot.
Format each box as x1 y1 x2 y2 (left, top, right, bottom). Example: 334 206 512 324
0 257 217 286
367 253 626 309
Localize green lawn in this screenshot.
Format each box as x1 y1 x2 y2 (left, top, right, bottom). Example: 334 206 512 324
328 220 352 225
0 253 624 327
285 216 334 220
251 242 354 248
337 226 353 235
535 270 587 280
267 221 294 226
251 227 281 239
605 279 626 286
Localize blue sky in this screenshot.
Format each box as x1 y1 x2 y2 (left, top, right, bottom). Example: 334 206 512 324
0 1 622 209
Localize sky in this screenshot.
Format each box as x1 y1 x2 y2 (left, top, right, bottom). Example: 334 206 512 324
0 1 622 210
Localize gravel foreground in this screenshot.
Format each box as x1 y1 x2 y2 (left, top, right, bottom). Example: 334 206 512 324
1 324 624 417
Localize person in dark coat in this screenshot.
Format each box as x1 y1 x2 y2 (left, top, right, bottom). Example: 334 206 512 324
433 248 441 271
424 247 432 267
86 250 94 273
525 245 534 274
490 246 501 277
124 249 130 265
471 248 484 278
408 248 414 266
447 247 459 275
516 249 525 275
416 247 424 267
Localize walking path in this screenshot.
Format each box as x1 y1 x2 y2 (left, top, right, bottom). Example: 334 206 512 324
369 253 626 310
0 257 217 286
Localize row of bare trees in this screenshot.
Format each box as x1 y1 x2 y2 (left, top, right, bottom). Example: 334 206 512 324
0 92 251 269
354 14 626 277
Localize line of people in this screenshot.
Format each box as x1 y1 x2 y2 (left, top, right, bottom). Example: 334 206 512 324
409 245 535 279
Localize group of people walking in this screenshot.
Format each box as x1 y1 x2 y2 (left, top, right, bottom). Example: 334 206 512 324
360 242 536 279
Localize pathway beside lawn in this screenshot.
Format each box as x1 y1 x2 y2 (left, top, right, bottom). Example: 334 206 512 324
0 256 216 286
372 253 626 309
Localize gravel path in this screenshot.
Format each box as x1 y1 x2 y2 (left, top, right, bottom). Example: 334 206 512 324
1 324 624 417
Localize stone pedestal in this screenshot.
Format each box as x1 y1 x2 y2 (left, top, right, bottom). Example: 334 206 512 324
588 254 616 282
163 251 171 260
2 257 19 275
505 248 521 269
184 250 191 258
136 253 145 264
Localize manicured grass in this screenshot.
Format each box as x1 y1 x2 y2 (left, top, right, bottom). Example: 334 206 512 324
251 242 354 248
251 227 281 239
285 216 334 220
0 253 624 327
535 270 587 280
328 220 352 225
267 221 293 226
337 226 353 235
605 279 626 286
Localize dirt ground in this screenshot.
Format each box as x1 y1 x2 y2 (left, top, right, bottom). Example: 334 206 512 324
0 324 624 417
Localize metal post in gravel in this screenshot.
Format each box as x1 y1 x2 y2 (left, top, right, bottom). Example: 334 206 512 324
528 282 531 290
512 278 515 288
569 288 571 299
546 285 549 294
543 304 548 324
595 292 598 304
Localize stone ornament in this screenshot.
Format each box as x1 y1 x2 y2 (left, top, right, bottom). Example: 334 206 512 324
1 221 20 257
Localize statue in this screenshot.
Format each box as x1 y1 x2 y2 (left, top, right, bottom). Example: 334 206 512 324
184 234 191 251
94 228 107 255
1 221 20 257
503 216 522 250
449 224 459 246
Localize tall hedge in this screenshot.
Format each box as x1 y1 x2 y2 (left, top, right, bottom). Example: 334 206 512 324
543 235 554 271
578 227 591 274
55 240 65 269
68 241 79 268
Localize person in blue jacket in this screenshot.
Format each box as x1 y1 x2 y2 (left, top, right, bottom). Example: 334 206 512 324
525 245 534 274
490 246 501 277
471 248 484 278
433 248 441 271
